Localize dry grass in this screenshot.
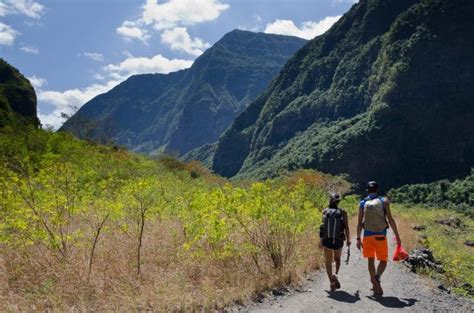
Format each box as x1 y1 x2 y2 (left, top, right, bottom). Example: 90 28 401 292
284 170 352 195
0 219 323 312
395 216 420 252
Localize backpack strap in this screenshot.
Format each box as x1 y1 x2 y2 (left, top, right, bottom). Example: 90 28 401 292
379 197 386 216
364 196 386 216
379 197 389 228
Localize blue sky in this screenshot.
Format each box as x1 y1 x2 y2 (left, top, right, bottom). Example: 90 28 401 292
0 0 357 128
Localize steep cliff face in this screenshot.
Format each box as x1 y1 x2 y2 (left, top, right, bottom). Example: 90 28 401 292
61 30 306 155
0 59 39 127
211 0 474 189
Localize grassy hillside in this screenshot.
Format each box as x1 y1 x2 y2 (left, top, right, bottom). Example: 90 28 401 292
0 126 355 311
210 0 474 190
62 30 306 156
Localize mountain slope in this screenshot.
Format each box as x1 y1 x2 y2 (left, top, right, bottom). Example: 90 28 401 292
0 59 39 127
61 30 306 155
211 0 474 190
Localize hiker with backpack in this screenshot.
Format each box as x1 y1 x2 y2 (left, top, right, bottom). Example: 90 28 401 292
356 181 402 296
319 193 351 291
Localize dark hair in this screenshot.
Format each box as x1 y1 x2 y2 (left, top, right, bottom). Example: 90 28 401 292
367 181 379 193
329 193 340 208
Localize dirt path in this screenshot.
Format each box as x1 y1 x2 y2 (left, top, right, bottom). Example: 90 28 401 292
237 236 473 313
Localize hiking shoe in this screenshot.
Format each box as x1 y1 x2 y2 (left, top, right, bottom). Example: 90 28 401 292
371 276 383 296
330 277 337 291
333 275 341 290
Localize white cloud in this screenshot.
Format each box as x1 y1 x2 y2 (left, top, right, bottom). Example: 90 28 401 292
161 27 210 56
27 75 46 89
0 1 44 46
0 3 7 16
104 54 193 77
116 20 150 43
94 73 106 80
141 0 229 30
117 0 226 48
0 0 44 19
83 52 104 62
20 45 39 54
264 16 341 40
238 15 263 32
38 80 121 111
0 22 18 45
333 0 358 5
37 79 122 129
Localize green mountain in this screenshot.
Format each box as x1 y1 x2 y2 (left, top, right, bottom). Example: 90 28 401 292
210 0 474 190
61 30 306 155
0 59 39 128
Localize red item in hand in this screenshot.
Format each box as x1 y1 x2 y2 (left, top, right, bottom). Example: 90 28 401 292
392 244 409 261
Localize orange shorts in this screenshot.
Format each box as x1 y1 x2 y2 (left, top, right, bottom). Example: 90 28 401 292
363 235 388 261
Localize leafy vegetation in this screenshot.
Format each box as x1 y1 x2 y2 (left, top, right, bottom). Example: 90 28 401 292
389 170 474 217
392 205 474 298
61 30 306 156
388 172 474 297
210 0 474 190
0 58 39 128
0 127 355 311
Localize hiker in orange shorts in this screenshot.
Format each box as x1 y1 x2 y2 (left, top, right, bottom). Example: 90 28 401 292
356 181 402 296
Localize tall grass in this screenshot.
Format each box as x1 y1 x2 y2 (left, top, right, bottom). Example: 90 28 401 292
0 129 354 311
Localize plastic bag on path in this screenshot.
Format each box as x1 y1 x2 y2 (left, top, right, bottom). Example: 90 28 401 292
393 244 409 261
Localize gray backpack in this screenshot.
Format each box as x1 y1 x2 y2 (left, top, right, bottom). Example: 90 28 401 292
322 208 344 242
362 197 388 232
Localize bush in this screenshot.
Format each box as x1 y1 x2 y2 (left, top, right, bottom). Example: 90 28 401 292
0 129 350 310
389 170 474 217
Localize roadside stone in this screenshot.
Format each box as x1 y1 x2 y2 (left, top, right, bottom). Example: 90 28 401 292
464 240 474 247
413 225 426 231
253 293 265 303
405 247 443 273
435 217 463 228
460 283 474 296
438 284 450 293
272 286 289 297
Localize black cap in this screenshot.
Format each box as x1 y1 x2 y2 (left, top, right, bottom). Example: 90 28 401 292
330 193 341 202
367 181 379 192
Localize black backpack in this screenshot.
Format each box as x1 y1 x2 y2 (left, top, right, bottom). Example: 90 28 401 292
322 208 345 242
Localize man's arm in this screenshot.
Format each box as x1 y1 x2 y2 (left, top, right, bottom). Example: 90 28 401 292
356 206 364 250
343 210 351 246
385 199 402 245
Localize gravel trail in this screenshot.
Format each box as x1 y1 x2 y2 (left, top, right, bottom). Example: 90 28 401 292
238 237 473 313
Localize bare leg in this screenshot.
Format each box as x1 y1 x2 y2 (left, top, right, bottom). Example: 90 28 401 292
374 260 387 295
334 249 342 275
324 248 338 291
333 249 342 289
368 258 383 295
368 257 376 278
324 247 333 280
376 261 387 278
